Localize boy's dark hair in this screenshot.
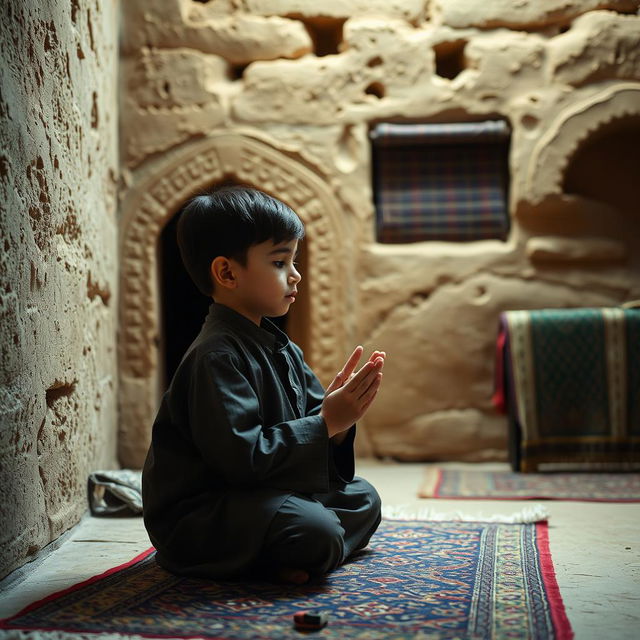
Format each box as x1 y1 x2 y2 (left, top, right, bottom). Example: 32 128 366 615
176 185 305 296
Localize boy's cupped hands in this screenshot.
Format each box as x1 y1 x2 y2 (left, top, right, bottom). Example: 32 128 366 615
320 345 385 438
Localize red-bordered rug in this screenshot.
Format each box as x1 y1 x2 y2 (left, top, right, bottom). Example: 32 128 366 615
0 519 572 639
419 468 640 502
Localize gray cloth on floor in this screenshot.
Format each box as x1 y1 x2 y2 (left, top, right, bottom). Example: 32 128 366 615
88 469 143 516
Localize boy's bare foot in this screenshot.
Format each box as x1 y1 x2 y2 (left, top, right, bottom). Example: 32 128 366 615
277 567 310 584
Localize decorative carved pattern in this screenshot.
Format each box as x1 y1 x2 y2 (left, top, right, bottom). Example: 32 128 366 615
118 133 346 466
149 149 225 211
120 149 225 379
525 84 640 204
238 149 317 208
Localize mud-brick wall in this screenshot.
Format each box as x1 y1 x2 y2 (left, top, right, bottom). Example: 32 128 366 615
0 1 119 579
118 0 640 467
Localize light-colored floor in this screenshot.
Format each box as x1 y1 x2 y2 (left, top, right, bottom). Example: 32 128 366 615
1 461 639 639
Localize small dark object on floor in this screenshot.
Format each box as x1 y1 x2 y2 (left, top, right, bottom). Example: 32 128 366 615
293 610 329 631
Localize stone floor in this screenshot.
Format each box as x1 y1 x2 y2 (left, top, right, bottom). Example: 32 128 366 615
1 460 639 639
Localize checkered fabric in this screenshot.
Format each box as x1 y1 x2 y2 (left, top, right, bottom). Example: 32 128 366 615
371 121 510 243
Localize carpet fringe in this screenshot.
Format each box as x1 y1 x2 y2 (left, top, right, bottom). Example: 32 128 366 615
382 503 549 523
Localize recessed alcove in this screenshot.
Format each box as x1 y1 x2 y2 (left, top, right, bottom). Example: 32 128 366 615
370 120 511 243
562 115 640 214
291 15 347 57
433 39 468 80
159 186 311 390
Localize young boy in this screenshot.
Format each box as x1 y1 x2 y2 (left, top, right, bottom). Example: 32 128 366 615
142 185 384 584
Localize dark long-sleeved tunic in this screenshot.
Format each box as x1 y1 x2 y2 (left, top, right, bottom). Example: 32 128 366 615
142 302 356 578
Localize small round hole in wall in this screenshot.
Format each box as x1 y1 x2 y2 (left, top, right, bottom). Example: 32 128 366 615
365 82 385 99
473 285 490 305
230 63 248 80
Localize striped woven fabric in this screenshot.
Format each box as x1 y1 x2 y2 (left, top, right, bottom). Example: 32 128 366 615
497 308 640 472
371 121 510 243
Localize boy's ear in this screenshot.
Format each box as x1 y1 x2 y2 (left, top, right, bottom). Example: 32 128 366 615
210 256 237 290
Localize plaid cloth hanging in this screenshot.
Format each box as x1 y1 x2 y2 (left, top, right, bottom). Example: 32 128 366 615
371 121 511 243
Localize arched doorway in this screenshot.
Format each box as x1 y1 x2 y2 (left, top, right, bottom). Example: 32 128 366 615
118 133 347 468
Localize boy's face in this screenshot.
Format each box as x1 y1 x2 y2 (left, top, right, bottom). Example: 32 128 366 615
229 238 301 325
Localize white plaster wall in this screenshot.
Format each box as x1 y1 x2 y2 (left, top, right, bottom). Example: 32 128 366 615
0 0 119 579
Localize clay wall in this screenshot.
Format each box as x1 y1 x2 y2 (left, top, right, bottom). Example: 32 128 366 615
118 0 640 465
118 0 640 466
1 0 639 581
0 1 119 578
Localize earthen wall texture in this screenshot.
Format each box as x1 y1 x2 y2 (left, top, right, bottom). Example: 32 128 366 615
0 1 119 578
118 0 640 466
118 1 640 467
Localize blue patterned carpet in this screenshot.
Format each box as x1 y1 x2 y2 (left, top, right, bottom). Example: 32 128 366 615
1 520 572 639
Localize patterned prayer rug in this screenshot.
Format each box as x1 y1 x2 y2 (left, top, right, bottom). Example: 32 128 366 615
419 468 640 502
0 520 572 640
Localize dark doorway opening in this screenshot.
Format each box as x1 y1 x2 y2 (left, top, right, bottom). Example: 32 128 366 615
159 211 211 389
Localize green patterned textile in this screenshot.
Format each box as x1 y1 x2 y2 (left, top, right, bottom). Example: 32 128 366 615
499 308 640 471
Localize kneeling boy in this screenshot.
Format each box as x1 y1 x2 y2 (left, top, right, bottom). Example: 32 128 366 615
142 186 384 583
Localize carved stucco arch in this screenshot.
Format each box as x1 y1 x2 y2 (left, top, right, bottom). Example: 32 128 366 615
524 83 640 204
118 132 348 467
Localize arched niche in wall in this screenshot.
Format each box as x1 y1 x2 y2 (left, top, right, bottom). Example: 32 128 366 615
524 83 640 205
520 83 640 278
118 132 348 468
562 114 640 216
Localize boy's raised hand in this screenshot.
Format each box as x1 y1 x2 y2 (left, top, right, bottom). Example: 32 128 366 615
325 346 386 394
321 346 385 437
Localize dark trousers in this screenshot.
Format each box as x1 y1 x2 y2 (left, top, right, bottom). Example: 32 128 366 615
259 477 381 577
